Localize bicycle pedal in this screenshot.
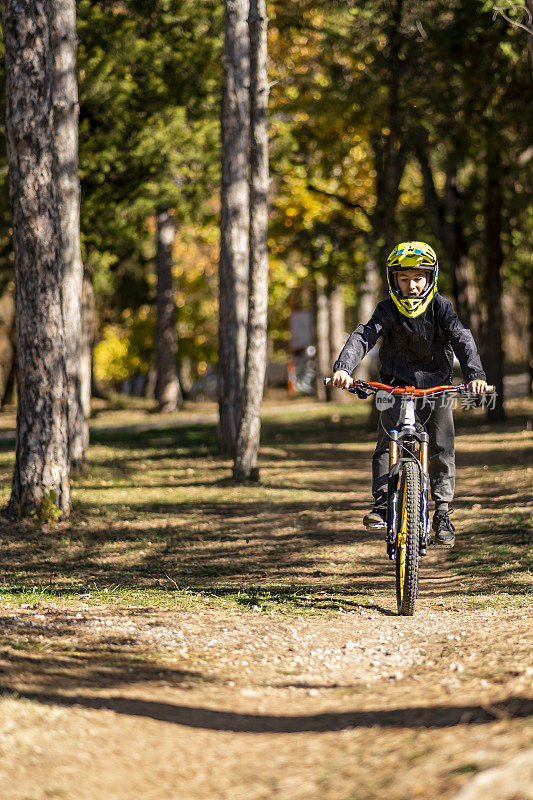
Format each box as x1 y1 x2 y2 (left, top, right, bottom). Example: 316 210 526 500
364 522 387 530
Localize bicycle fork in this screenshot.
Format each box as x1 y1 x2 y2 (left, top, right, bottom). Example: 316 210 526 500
386 431 430 560
419 436 430 557
386 432 400 560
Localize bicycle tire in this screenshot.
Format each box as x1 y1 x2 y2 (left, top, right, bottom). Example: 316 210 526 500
395 460 420 616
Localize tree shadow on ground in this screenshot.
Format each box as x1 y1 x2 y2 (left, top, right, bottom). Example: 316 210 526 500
0 612 208 692
1 491 531 598
448 523 532 587
0 403 531 602
1 688 531 733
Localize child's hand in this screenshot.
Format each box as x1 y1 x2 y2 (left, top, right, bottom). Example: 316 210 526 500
468 379 488 394
332 370 352 389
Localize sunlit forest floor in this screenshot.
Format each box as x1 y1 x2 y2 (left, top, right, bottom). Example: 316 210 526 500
0 395 531 800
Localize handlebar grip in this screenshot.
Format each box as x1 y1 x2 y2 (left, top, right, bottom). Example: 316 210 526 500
466 385 496 393
324 376 355 390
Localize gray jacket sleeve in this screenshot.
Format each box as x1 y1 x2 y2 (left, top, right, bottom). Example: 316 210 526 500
437 297 486 383
333 301 389 375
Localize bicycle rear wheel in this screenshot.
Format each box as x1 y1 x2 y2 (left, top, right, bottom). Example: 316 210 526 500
395 460 420 616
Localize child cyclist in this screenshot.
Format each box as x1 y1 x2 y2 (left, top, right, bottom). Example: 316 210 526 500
332 241 488 547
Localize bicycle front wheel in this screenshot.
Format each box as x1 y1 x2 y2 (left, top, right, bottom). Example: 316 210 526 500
395 460 420 616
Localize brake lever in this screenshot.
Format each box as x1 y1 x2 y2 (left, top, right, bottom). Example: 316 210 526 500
458 387 491 407
324 377 371 398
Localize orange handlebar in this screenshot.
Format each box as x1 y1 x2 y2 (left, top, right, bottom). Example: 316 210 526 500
364 382 458 396
324 377 495 395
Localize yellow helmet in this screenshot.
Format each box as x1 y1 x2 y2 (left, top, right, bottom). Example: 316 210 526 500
386 241 439 318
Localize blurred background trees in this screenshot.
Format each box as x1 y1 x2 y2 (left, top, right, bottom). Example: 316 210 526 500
0 0 530 417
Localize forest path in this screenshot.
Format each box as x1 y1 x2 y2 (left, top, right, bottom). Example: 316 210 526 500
0 600 530 800
0 398 531 799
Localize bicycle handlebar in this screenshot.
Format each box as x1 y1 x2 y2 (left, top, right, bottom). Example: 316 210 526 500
324 377 496 396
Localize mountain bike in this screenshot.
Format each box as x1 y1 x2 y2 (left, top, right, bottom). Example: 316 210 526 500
324 378 495 616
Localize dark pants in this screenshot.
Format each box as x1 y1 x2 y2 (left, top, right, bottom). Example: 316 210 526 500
372 397 455 509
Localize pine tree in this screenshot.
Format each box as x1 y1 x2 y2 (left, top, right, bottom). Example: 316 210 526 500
219 0 250 457
51 0 87 470
2 0 70 517
155 209 182 412
233 0 269 480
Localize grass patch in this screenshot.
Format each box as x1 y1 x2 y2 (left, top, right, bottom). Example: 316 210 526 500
451 762 482 775
0 396 531 612
0 583 380 615
448 513 532 594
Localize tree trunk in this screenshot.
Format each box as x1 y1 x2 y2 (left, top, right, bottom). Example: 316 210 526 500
1 359 16 408
354 258 380 381
414 133 482 344
218 0 250 457
372 0 406 272
484 145 505 421
366 0 405 430
329 282 350 404
179 356 194 396
80 278 95 427
444 166 482 343
382 0 404 262
314 274 330 400
528 280 533 397
50 0 86 472
233 0 268 482
519 0 533 391
3 0 70 517
526 0 533 80
155 209 182 412
145 367 157 400
0 290 15 401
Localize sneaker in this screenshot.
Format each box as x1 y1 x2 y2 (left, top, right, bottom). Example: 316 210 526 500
432 510 455 546
363 506 387 530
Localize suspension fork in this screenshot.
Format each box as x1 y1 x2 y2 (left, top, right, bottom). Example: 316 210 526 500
387 430 430 559
386 430 400 560
419 432 429 556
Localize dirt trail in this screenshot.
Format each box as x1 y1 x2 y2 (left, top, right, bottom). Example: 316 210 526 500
0 402 531 800
0 588 531 799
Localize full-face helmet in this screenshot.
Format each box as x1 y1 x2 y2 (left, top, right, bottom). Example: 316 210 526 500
386 241 439 318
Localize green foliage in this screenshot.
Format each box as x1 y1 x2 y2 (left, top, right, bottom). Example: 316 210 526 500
94 319 152 387
0 0 530 380
408 0 533 278
0 1 223 361
267 0 532 342
32 490 62 525
76 0 222 319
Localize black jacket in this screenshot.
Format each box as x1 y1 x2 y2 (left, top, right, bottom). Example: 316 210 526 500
333 294 486 388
